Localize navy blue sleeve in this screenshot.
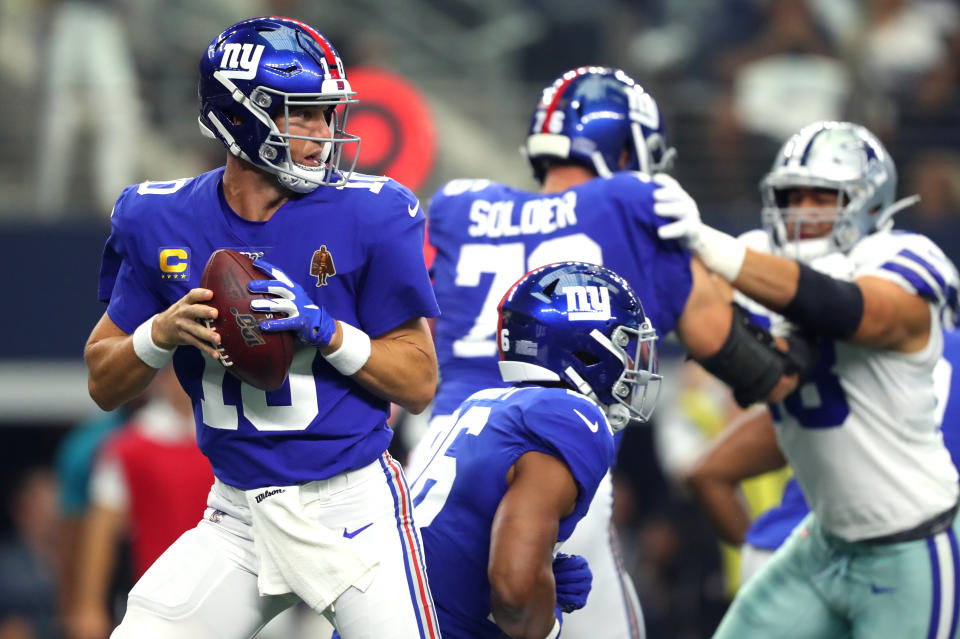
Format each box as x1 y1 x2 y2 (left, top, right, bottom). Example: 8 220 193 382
357 181 441 337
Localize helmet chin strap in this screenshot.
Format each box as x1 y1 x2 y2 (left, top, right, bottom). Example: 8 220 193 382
277 172 321 194
606 404 630 431
564 365 630 431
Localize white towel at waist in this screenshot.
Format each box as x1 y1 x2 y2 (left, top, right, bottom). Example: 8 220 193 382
244 484 377 613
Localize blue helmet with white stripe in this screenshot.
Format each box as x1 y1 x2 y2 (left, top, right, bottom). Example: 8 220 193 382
525 67 675 184
198 16 359 192
760 121 919 262
496 262 661 430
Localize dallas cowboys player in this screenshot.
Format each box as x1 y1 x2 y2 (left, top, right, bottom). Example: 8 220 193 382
409 261 659 638
84 17 440 639
656 120 960 638
412 66 810 639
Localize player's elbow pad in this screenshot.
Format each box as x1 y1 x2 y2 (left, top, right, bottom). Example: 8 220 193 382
782 262 864 340
697 305 803 408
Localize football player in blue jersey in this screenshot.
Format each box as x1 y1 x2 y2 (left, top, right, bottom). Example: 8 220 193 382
657 121 960 638
409 261 659 638
83 17 441 639
410 65 811 639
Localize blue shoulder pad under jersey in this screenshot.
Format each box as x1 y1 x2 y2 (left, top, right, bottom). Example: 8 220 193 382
747 329 960 550
412 385 615 638
97 170 438 489
428 174 693 416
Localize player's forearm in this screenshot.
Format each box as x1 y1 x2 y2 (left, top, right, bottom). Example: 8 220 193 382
72 505 123 612
84 335 157 411
489 564 557 639
338 318 437 414
354 339 436 413
731 249 801 309
687 478 750 546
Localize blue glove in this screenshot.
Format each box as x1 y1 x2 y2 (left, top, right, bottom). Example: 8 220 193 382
248 259 337 348
553 553 592 614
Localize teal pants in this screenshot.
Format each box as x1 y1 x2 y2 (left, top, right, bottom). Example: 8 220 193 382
713 512 960 639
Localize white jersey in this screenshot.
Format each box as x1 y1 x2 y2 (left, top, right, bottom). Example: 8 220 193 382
739 229 960 541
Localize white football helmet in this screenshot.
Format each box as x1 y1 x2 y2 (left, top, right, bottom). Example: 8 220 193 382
760 121 919 262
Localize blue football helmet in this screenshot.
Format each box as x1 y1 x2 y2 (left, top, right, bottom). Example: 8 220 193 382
198 16 359 192
497 262 661 430
525 66 675 183
760 121 919 262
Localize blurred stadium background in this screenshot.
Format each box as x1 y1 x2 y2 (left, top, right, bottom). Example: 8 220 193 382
0 0 958 637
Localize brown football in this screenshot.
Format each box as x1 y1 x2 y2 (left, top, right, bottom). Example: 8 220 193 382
200 249 295 391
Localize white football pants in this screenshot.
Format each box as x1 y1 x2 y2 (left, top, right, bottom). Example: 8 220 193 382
110 453 440 639
561 471 647 639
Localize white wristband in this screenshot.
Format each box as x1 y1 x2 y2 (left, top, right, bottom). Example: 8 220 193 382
132 315 175 369
323 321 371 376
544 617 561 639
694 225 747 283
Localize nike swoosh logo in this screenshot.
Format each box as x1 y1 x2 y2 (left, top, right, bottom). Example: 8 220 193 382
573 409 598 433
343 522 373 539
408 200 420 217
870 584 895 594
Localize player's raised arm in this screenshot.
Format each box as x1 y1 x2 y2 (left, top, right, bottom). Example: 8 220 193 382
654 122 950 354
675 257 815 408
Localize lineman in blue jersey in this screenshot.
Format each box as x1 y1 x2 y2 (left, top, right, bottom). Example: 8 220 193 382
409 262 660 638
84 17 441 639
411 66 813 639
658 121 960 638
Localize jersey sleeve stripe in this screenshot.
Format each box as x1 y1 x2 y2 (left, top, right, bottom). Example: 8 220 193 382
899 249 948 291
879 261 942 303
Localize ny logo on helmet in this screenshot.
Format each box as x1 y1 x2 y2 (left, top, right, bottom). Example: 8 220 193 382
563 286 611 321
220 43 264 80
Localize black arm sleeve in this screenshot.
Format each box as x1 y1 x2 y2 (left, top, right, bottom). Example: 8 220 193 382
781 261 864 339
697 305 817 408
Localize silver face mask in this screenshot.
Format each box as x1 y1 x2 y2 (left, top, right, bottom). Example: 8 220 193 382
759 121 919 262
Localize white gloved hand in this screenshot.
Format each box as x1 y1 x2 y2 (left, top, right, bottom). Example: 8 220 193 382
652 173 747 282
653 173 704 244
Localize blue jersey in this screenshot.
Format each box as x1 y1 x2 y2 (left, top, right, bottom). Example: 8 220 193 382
427 174 693 416
97 169 439 489
410 385 615 638
746 329 960 550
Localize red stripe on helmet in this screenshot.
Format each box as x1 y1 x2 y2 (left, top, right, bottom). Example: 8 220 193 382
271 15 342 79
539 67 588 133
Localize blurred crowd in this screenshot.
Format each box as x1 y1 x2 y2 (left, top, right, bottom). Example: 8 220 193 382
1 0 958 637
